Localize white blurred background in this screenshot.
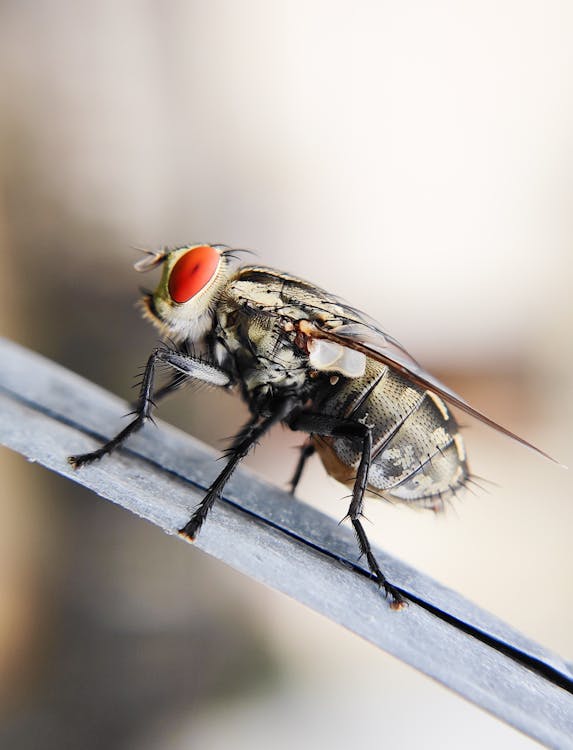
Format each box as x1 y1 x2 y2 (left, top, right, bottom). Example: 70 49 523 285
0 2 571 748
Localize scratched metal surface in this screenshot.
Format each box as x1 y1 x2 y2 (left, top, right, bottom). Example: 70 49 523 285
0 337 572 749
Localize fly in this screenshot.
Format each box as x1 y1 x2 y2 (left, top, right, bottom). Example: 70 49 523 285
69 244 556 609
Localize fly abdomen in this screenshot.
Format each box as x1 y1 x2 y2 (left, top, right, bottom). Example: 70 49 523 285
313 360 469 509
369 387 468 508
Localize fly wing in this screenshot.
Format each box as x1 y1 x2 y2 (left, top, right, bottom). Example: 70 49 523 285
229 265 557 463
300 319 558 463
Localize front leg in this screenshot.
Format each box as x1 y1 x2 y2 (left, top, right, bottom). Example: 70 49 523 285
69 347 231 468
288 412 406 610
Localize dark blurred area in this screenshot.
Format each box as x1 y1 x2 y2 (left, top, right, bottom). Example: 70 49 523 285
0 3 571 749
0 109 274 750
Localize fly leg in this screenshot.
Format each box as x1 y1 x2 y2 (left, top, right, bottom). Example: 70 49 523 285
142 342 199 406
288 441 316 495
146 372 184 405
179 397 298 540
288 412 406 609
69 347 231 468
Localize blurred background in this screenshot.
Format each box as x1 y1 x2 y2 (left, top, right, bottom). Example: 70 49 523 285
0 1 572 748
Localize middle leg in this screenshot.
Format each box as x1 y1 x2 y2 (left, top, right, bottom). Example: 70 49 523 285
179 397 300 541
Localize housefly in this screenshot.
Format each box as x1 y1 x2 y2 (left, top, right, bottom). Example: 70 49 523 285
69 244 554 609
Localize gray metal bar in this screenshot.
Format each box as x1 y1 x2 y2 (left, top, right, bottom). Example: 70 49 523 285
0 336 571 748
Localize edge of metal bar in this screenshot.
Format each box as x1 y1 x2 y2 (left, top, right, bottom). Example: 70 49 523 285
0 337 572 749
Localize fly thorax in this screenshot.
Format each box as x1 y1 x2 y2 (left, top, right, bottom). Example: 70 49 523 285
214 303 310 399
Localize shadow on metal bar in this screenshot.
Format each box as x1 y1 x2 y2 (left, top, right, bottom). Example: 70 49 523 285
0 337 572 749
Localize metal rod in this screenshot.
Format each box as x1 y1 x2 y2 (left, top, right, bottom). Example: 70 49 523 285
0 337 572 749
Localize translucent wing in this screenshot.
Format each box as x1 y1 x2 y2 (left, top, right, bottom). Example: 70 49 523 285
300 319 558 463
229 265 557 463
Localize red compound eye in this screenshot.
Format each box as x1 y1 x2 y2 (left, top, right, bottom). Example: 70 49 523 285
168 246 220 303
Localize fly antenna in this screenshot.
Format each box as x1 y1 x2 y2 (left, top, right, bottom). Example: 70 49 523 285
132 245 168 272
